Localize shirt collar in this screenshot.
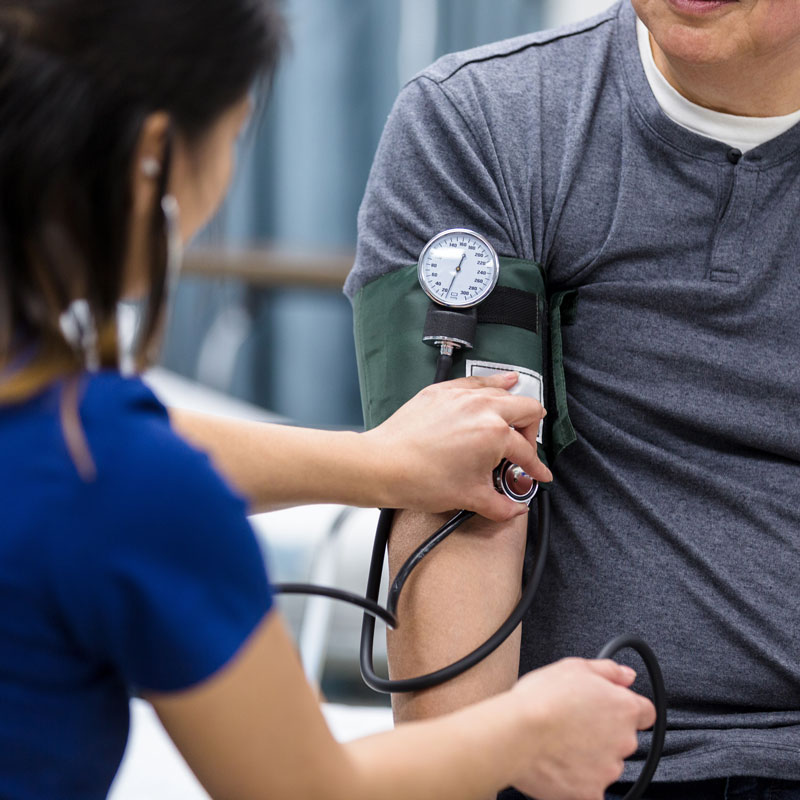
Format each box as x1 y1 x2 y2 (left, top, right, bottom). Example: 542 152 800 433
616 0 800 166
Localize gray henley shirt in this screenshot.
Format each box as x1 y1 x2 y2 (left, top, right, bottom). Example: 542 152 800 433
346 0 800 785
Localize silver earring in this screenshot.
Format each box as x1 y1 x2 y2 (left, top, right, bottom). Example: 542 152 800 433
140 157 161 179
60 299 100 372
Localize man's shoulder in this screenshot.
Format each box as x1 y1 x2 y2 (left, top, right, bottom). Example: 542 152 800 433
416 3 622 89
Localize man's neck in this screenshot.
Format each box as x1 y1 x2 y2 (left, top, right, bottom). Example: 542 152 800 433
650 33 800 118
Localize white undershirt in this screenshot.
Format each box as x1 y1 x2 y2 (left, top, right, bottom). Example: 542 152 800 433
636 17 800 153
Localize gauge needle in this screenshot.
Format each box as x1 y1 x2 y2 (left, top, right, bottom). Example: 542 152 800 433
446 253 466 296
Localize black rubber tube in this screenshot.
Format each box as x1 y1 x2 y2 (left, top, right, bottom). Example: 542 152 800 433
386 509 475 618
359 491 550 693
273 583 397 628
434 352 454 384
596 635 668 800
273 511 476 632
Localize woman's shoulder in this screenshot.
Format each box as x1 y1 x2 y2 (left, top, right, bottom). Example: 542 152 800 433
45 373 271 694
59 371 265 603
79 370 173 443
79 371 249 530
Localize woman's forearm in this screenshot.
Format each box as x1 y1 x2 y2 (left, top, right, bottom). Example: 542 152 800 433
152 611 527 800
344 692 526 800
170 409 389 513
152 614 652 800
171 373 551 520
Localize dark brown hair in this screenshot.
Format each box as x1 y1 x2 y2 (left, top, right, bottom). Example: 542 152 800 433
0 0 284 403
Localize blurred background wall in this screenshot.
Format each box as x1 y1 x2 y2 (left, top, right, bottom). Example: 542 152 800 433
161 0 615 428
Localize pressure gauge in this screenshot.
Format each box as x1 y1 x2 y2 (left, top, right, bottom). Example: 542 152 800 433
418 229 499 309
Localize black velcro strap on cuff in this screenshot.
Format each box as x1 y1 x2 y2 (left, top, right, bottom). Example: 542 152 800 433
477 286 540 334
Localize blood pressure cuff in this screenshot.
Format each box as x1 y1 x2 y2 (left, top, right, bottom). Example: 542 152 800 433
352 257 577 465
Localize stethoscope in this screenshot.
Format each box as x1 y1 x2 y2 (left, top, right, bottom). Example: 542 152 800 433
275 229 666 800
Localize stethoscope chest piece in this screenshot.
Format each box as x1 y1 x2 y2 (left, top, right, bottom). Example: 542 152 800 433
494 458 538 505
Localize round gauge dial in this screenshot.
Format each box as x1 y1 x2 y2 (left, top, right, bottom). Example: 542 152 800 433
417 229 499 308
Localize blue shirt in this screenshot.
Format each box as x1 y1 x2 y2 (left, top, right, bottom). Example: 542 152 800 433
0 372 273 799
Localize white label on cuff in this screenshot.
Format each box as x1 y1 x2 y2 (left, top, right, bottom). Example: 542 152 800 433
465 360 544 444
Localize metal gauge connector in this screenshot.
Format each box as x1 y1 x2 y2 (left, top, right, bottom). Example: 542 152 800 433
418 229 499 309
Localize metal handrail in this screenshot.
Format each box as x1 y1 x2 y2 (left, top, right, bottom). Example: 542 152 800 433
183 247 354 291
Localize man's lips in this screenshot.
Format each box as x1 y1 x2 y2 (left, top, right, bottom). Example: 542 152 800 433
667 0 737 15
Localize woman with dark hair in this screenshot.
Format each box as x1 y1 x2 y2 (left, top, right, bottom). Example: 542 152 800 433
0 2 654 798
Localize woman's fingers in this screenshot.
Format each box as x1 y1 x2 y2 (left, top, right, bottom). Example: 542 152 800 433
503 429 552 483
586 659 637 687
374 372 554 514
491 393 547 429
470 485 530 522
445 372 520 391
444 379 552 485
430 374 546 430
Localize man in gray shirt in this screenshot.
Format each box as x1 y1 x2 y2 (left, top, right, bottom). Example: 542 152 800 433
346 0 800 797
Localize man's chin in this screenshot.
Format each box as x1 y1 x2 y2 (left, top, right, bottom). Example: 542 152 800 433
650 16 746 69
635 0 745 65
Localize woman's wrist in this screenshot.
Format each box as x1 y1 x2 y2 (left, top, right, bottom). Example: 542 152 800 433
444 689 541 797
345 688 534 800
485 689 542 786
348 428 395 509
306 428 394 509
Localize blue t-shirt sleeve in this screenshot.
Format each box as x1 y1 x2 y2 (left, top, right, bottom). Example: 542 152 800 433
49 389 273 694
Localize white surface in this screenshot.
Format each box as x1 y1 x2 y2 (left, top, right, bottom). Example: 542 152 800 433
467 359 544 443
250 506 389 673
109 699 394 800
143 366 283 423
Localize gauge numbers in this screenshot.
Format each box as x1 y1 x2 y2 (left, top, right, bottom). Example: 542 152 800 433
417 229 499 308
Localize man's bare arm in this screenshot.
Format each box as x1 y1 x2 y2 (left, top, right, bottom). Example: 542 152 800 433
387 509 528 723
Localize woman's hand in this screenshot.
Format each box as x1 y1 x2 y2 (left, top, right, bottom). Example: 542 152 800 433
172 372 548 514
361 372 551 521
507 658 657 800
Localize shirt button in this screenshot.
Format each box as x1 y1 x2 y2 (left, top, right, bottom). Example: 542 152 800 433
727 147 742 164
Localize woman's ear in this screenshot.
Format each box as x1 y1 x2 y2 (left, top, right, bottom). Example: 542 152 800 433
122 112 171 298
130 111 171 216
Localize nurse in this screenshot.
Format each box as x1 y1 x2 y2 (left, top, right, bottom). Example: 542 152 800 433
0 2 654 799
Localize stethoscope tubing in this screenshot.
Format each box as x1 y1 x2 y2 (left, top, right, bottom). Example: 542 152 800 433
359 492 550 693
596 635 668 800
